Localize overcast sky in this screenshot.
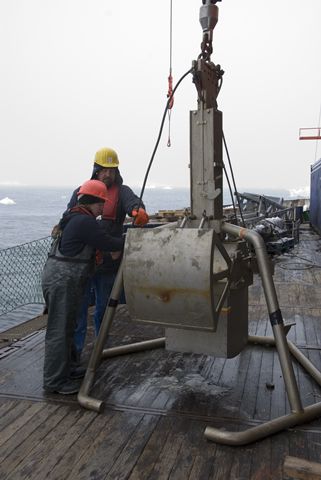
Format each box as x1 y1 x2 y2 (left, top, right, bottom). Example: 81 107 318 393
0 0 320 193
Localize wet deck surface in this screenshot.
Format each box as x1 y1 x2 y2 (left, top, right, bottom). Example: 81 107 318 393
0 304 43 334
1 225 321 479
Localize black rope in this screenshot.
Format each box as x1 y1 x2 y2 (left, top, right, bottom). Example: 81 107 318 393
222 131 245 227
166 0 174 147
275 248 321 268
137 68 193 207
222 163 238 221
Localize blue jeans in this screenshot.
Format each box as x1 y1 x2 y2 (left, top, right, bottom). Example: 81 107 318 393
73 271 125 354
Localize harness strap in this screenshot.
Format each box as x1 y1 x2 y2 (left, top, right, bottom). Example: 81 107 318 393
102 184 119 220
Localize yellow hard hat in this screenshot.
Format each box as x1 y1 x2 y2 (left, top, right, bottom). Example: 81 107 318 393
94 147 119 168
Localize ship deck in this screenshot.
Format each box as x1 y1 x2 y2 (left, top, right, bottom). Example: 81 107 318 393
1 225 321 479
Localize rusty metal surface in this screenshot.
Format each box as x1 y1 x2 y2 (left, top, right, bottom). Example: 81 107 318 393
124 228 217 330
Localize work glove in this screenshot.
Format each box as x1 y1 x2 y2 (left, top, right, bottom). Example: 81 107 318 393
110 251 122 260
51 224 62 239
132 208 149 226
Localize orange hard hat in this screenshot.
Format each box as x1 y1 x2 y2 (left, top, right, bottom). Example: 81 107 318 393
77 179 108 202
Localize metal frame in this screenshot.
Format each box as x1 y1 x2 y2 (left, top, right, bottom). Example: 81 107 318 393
78 221 321 445
203 222 321 445
78 2 321 445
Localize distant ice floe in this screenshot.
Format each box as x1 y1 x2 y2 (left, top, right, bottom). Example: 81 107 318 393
146 185 173 190
288 186 309 198
0 181 22 186
0 197 16 205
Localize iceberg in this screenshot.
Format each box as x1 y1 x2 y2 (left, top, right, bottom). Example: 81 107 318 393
0 197 16 205
288 186 309 198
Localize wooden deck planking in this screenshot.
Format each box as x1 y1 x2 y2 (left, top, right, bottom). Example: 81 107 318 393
270 349 288 419
1 225 321 478
229 446 254 480
106 349 168 409
253 347 274 421
307 430 321 464
239 346 265 420
0 401 44 448
1 331 44 366
288 428 313 466
0 398 19 419
105 414 159 480
145 416 196 480
0 403 70 479
66 411 145 480
29 410 99 480
128 416 175 480
238 307 271 422
45 411 114 480
167 419 207 480
247 437 272 480
187 444 217 480
269 431 289 480
210 445 233 480
5 407 86 480
142 353 195 412
0 400 35 432
0 403 59 468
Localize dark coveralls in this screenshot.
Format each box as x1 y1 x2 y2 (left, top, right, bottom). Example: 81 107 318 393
67 169 144 353
42 208 124 392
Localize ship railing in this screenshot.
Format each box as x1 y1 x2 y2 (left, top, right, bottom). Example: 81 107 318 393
0 236 51 316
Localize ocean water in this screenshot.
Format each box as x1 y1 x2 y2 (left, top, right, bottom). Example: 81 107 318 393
0 185 303 250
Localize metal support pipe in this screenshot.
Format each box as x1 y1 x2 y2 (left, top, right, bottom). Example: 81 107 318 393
179 216 188 228
288 341 321 386
78 261 125 412
102 338 165 358
272 323 303 413
221 222 303 414
205 401 321 446
204 225 321 445
222 222 278 312
249 335 321 387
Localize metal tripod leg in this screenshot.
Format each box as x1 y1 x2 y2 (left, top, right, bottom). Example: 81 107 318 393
204 222 321 445
102 338 165 359
78 260 166 412
78 262 125 412
248 335 321 387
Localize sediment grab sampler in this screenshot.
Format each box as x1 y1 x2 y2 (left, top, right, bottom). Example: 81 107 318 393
78 0 321 445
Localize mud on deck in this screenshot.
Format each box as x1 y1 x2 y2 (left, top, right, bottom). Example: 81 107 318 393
1 225 321 479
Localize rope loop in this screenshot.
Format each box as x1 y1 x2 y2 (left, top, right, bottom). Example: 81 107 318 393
167 74 174 110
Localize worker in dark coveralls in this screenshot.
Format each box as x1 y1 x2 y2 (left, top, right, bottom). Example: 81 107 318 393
66 147 149 360
43 179 124 395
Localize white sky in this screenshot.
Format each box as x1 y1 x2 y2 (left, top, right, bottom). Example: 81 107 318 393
0 0 320 191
